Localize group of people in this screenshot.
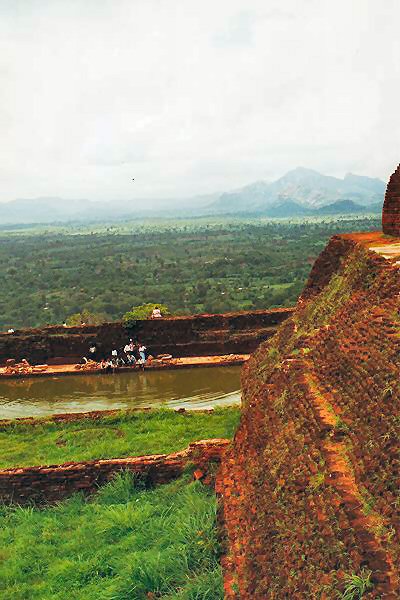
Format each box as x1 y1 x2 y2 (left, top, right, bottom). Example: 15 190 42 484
122 339 147 367
85 339 148 372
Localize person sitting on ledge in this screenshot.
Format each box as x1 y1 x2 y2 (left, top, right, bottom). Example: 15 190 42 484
124 339 136 365
100 358 112 373
111 348 119 367
111 347 125 367
151 306 162 319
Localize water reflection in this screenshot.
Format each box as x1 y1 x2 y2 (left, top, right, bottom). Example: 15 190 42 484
0 366 242 419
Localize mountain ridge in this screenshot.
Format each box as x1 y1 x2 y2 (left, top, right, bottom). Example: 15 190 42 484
0 168 385 224
213 167 385 213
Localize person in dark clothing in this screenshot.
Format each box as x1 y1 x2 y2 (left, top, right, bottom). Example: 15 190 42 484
131 342 141 363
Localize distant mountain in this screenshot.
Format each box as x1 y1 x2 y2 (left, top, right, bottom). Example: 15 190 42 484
0 167 385 225
264 200 313 218
366 201 384 214
315 199 367 215
262 198 381 218
0 197 101 224
0 194 216 225
212 167 385 213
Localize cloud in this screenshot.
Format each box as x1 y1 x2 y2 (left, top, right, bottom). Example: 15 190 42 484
0 0 399 203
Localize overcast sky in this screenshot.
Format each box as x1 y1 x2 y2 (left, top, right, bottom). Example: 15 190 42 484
1 0 400 204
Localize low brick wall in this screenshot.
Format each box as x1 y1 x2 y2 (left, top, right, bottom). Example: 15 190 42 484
0 308 294 365
0 439 229 505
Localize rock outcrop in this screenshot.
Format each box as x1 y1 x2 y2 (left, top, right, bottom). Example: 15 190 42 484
382 164 400 237
218 233 400 598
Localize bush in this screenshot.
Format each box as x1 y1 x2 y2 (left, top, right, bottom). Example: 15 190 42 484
122 303 170 328
66 309 106 326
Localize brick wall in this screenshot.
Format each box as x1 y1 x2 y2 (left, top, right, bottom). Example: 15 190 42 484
0 308 293 365
382 163 400 237
0 439 229 504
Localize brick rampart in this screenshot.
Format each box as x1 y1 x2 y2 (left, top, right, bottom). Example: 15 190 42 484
382 164 400 236
218 234 400 598
0 439 229 505
0 308 293 365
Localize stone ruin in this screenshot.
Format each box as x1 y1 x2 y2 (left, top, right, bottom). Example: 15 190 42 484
382 163 400 236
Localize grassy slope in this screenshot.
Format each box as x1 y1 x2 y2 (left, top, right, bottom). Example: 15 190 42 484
0 408 240 469
0 472 223 600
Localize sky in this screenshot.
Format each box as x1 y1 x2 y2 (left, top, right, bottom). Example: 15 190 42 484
1 0 400 205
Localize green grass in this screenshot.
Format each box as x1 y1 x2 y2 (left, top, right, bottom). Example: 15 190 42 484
0 472 223 600
339 570 373 599
0 407 240 469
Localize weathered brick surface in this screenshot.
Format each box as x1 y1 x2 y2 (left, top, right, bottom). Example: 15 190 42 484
0 309 293 365
218 234 400 598
382 164 400 237
0 439 229 504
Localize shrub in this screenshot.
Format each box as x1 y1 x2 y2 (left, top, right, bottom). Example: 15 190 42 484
66 309 106 326
122 303 170 328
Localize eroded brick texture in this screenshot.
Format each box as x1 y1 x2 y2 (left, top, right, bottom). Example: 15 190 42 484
382 164 400 237
217 235 400 599
0 439 229 504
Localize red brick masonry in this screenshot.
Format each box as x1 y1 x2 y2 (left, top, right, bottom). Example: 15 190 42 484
382 163 400 236
0 439 229 505
217 233 400 599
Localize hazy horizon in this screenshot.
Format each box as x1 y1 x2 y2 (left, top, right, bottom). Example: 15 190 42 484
1 0 400 206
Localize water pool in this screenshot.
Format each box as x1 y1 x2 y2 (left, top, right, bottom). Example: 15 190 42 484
0 365 242 419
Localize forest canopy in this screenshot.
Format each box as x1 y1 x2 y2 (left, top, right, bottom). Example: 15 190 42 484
0 215 380 330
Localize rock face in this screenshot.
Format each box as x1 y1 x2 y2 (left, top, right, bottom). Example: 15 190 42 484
382 164 400 236
218 233 400 598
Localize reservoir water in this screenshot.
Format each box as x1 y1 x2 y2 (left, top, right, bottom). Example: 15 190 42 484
0 366 242 419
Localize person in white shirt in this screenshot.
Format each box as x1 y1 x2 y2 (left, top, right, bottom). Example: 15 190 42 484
151 307 162 318
124 340 136 365
137 343 147 371
111 348 119 367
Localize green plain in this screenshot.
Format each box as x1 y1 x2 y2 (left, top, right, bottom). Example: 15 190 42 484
0 407 240 469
